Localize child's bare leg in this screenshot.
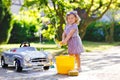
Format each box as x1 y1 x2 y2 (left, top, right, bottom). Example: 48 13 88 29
69 53 74 56
75 54 81 70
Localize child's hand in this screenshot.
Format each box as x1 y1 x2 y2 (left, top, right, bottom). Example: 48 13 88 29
59 41 63 46
61 40 67 45
58 40 67 48
56 41 63 48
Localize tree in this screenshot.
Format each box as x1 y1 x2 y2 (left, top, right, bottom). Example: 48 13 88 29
23 0 117 41
101 1 120 43
73 0 115 39
0 0 12 44
105 9 117 43
9 9 40 43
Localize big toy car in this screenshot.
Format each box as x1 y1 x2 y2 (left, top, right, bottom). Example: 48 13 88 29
1 42 52 72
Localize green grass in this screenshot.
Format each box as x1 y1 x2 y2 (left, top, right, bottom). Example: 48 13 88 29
0 43 65 56
83 41 120 52
0 41 120 56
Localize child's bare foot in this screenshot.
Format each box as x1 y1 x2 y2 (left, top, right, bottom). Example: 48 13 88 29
77 68 82 72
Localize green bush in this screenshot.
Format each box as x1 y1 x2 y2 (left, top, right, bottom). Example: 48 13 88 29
0 1 12 44
84 21 120 42
84 22 105 42
9 19 38 43
114 23 120 41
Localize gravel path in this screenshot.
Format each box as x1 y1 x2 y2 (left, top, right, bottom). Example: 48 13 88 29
0 46 120 80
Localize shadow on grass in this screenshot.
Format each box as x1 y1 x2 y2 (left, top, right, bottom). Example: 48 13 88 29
53 49 67 56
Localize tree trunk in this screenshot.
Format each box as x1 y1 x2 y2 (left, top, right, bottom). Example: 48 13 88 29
0 1 12 44
55 25 63 41
75 7 93 39
109 22 114 43
105 29 110 42
55 14 64 41
105 23 114 43
79 21 91 39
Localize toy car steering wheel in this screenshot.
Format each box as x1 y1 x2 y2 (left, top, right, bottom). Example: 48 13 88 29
20 42 30 47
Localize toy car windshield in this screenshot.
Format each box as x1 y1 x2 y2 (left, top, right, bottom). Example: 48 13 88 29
16 47 37 52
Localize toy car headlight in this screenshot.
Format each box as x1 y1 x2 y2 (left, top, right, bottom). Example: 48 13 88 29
24 55 30 62
48 54 53 60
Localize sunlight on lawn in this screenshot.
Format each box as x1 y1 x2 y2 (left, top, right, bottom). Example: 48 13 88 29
0 43 63 55
83 41 120 52
84 45 114 52
0 41 120 55
0 43 57 50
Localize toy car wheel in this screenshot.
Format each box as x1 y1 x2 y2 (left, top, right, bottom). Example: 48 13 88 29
15 60 22 72
43 66 49 70
1 58 8 68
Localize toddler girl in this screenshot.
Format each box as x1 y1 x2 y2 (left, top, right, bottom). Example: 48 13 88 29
61 11 84 71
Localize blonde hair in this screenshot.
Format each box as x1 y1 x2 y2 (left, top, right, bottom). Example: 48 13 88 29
66 11 81 25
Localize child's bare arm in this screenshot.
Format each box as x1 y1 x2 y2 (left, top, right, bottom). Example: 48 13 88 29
62 31 66 41
63 29 76 44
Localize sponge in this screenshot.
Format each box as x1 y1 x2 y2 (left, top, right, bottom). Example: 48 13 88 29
68 70 79 76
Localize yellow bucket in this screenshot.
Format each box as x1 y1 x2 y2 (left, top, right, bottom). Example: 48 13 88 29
55 55 75 74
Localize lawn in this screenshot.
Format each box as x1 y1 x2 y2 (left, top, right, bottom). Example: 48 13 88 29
0 41 120 56
83 41 120 52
